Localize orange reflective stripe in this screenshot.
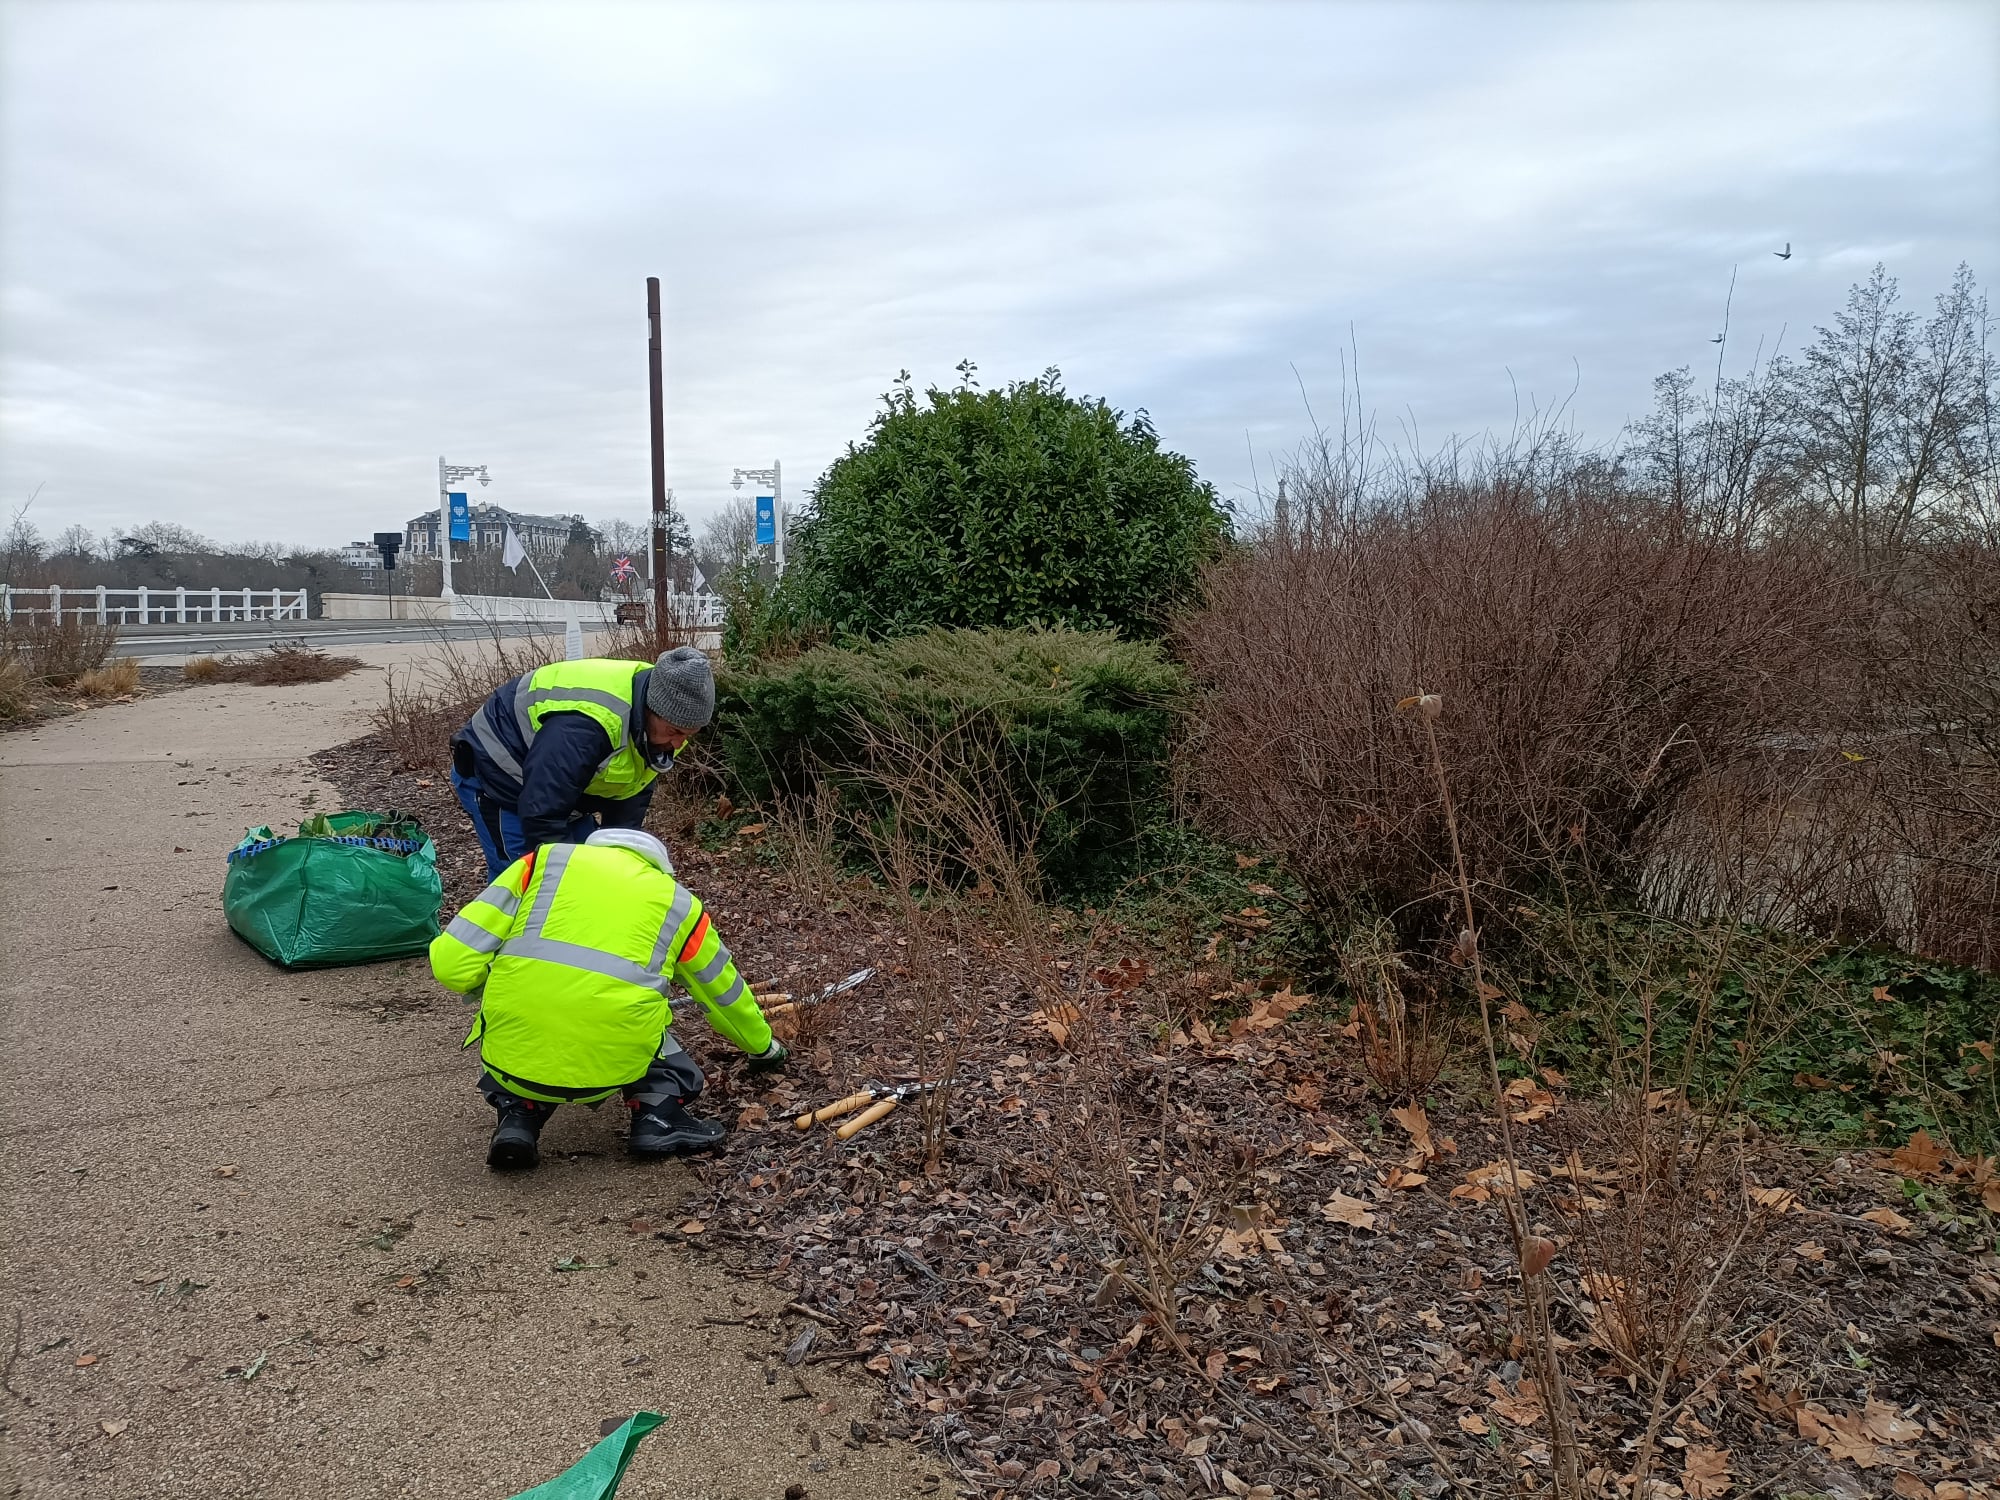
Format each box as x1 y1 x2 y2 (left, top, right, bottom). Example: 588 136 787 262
517 849 537 892
678 912 711 965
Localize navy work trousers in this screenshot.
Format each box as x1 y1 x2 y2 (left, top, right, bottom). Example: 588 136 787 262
449 765 597 881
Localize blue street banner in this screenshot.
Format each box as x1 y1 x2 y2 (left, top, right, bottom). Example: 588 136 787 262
754 495 776 546
449 493 471 542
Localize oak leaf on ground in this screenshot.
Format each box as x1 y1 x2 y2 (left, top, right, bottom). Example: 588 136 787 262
1321 1191 1377 1230
1796 1406 1880 1468
1862 1397 1923 1445
1890 1128 1949 1177
1683 1446 1731 1499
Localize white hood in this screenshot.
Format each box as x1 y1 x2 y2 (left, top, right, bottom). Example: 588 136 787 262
584 827 675 875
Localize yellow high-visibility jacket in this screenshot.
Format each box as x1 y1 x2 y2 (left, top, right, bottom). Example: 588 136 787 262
428 837 771 1103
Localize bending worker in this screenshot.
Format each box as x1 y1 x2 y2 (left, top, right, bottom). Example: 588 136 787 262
429 826 786 1169
450 646 713 880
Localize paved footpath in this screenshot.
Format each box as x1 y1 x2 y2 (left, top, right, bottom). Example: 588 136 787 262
0 650 939 1499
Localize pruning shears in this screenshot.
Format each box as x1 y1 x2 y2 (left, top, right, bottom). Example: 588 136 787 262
763 967 876 1019
794 1078 950 1140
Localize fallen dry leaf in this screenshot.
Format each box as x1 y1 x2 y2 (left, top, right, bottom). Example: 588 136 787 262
1890 1128 1948 1178
1321 1191 1378 1230
1460 1160 1537 1197
98 1419 127 1438
677 1219 706 1235
1793 1239 1827 1263
73 1354 97 1367
1486 1373 1544 1427
1983 1179 2000 1213
1892 1475 1931 1500
1797 1406 1880 1468
214 1164 238 1179
1862 1397 1923 1445
1858 1207 1914 1234
1749 1185 1799 1213
1683 1445 1731 1499
1389 1104 1435 1162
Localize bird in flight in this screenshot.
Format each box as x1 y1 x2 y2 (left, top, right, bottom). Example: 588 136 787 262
1711 334 1725 344
1775 242 1793 260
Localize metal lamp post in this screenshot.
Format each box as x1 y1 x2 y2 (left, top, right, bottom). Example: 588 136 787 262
437 457 492 597
730 462 784 574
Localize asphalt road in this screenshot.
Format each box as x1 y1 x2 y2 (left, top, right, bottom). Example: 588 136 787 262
0 643 937 1499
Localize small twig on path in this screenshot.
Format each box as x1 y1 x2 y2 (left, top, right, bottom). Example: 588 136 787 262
2 1309 30 1407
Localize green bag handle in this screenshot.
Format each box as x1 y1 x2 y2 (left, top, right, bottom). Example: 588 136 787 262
507 1412 665 1500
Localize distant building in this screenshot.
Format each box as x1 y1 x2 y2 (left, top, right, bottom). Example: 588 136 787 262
405 504 581 559
338 541 384 572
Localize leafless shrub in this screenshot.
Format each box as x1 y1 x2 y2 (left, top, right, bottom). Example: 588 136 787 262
765 783 848 922
1337 916 1449 1101
604 597 714 658
0 613 121 688
1180 438 1855 947
371 628 563 770
0 654 34 721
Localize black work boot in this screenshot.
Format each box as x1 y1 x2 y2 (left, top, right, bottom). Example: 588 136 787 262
488 1099 552 1170
629 1096 726 1157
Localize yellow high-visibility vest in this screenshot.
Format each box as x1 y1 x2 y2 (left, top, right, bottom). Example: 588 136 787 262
429 840 771 1102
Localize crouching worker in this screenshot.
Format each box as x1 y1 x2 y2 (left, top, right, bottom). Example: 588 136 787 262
428 826 786 1170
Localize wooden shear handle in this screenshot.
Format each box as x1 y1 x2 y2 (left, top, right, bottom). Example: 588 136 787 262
835 1097 899 1140
794 1091 876 1131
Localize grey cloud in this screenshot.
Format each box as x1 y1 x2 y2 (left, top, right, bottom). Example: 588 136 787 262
1 0 1993 548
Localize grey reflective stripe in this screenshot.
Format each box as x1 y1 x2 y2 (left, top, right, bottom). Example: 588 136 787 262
691 942 734 988
516 684 634 750
647 886 697 972
511 677 535 742
497 934 668 993
467 710 524 781
523 844 572 936
657 1029 687 1058
710 975 748 1009
446 914 506 953
474 882 522 918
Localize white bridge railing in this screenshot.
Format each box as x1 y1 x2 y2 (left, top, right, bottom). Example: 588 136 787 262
0 585 309 625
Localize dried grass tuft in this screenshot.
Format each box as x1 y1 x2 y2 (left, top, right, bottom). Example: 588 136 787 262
74 657 140 698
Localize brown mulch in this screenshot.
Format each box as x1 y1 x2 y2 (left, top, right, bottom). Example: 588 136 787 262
315 732 2000 1500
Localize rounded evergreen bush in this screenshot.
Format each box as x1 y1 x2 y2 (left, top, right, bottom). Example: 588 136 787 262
784 368 1228 641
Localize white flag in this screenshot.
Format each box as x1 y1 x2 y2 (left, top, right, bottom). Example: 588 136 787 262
688 558 708 594
501 524 527 572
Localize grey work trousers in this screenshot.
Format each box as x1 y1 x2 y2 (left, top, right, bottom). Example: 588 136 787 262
479 1029 704 1113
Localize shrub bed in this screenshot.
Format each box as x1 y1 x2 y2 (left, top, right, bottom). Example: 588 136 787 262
716 625 1184 897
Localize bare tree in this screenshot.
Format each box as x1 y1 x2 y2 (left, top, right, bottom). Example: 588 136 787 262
697 496 760 582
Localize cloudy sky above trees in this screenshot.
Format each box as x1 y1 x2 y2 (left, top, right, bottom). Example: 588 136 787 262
2 0 1994 551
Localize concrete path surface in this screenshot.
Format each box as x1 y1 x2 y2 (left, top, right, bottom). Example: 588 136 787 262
0 649 940 1499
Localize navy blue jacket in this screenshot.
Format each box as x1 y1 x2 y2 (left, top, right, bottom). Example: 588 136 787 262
450 667 660 848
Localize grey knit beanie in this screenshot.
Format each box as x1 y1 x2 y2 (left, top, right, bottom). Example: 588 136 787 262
646 646 715 729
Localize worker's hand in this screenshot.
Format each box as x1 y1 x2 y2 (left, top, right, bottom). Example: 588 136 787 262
747 1039 789 1073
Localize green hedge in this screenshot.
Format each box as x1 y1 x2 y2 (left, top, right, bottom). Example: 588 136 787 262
714 625 1185 898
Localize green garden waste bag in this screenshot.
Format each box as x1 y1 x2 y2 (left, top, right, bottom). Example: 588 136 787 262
508 1412 664 1500
223 810 443 968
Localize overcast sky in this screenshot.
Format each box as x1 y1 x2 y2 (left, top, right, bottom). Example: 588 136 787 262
3 0 1995 552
